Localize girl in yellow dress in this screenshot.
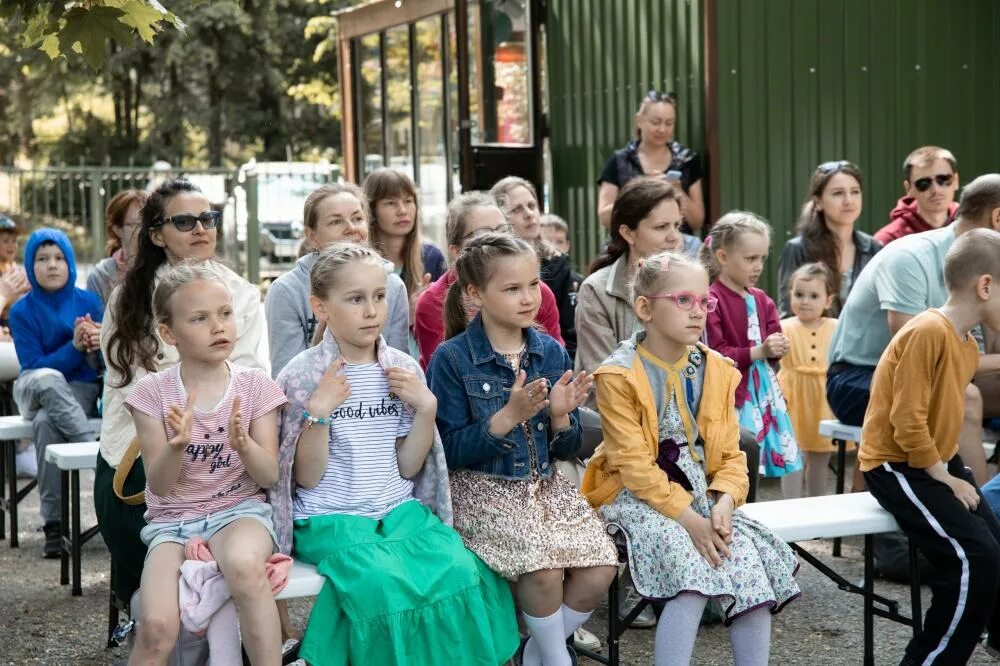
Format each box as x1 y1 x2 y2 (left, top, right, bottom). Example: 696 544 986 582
778 263 850 497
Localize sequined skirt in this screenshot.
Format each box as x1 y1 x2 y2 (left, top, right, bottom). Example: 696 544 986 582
450 468 618 579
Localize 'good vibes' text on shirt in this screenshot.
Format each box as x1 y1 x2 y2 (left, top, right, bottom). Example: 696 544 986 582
330 398 401 421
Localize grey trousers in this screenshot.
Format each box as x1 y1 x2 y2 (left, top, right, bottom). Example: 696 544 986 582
13 368 99 524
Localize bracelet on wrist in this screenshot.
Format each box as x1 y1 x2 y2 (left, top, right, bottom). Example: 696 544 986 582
303 410 330 430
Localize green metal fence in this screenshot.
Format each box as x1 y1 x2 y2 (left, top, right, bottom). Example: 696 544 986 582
0 165 326 285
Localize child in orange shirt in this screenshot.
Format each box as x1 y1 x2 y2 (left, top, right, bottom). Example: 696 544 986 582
861 227 1000 663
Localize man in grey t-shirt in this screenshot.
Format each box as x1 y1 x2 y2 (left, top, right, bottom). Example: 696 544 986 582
828 174 1000 485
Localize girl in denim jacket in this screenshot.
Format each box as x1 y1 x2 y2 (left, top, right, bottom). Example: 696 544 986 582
427 233 617 666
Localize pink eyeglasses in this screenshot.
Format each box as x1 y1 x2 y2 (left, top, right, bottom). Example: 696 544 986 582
646 292 719 313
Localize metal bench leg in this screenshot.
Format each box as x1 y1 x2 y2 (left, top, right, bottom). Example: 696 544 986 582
0 441 6 541
71 469 82 596
5 439 18 547
908 539 922 636
60 469 69 585
864 534 874 666
108 560 119 647
608 574 620 666
832 438 847 557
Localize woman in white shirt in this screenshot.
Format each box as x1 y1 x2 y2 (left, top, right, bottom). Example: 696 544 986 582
95 178 268 619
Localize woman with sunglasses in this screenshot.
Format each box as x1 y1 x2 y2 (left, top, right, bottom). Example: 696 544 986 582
776 160 882 317
597 90 706 233
87 189 148 308
874 146 960 246
94 179 273 651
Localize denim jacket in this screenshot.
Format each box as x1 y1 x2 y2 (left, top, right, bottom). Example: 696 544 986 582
427 314 582 480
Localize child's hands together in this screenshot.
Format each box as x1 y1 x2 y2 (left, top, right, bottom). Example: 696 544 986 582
548 370 593 418
761 332 789 359
387 367 437 413
308 357 351 417
678 506 730 568
72 314 101 352
504 370 549 423
710 493 735 544
166 393 195 450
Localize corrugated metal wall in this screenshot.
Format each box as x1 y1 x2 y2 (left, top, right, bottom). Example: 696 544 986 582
715 0 1000 295
546 0 705 268
547 0 1000 296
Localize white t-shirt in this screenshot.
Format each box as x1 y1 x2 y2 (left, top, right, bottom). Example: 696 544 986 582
293 361 415 520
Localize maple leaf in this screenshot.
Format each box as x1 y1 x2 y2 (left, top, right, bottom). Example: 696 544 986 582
58 6 135 70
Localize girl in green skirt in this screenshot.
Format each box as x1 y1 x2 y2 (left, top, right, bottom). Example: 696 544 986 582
271 243 518 666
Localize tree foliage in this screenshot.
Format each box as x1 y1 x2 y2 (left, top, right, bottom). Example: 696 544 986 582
0 0 356 167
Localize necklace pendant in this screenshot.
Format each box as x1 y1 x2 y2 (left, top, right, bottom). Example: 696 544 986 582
687 348 703 367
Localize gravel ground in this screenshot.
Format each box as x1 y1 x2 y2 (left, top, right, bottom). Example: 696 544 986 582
1 467 997 665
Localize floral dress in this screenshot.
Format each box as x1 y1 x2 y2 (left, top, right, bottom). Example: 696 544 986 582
739 294 803 477
598 350 800 622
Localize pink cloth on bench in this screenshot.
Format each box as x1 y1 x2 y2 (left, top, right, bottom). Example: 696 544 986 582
178 537 294 664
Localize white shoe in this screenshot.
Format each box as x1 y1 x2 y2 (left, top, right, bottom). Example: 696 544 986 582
573 627 601 651
618 584 657 628
15 448 36 478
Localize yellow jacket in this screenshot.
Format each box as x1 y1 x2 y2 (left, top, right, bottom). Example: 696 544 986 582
582 341 748 519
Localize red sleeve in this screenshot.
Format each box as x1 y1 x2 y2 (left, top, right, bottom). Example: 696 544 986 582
760 292 782 338
706 285 752 370
538 282 565 346
413 285 444 371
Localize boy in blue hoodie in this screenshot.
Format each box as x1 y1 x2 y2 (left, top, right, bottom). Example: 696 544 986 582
10 228 103 558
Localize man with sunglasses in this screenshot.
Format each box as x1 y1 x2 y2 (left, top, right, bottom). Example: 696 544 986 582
830 174 1000 485
875 146 959 245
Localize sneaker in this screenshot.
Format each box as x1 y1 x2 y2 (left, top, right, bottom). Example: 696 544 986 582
15 447 36 478
618 581 657 628
281 638 301 665
42 521 61 559
572 627 601 651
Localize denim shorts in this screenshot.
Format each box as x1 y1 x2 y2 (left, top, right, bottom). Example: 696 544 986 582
140 498 278 555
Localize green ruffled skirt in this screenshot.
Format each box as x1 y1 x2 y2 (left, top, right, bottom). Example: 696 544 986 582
293 500 519 666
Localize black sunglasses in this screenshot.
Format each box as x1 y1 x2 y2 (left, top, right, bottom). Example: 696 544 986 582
912 174 954 192
156 210 221 232
646 90 677 105
816 160 853 175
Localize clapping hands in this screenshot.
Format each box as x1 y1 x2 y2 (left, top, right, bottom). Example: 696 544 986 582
73 314 101 353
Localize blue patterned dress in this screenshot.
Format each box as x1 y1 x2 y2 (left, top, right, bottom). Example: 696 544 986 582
738 294 803 477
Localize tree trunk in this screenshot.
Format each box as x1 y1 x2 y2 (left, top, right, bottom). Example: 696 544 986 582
208 67 223 166
15 68 34 160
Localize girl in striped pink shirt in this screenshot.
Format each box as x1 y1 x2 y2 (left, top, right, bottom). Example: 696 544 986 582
125 262 287 665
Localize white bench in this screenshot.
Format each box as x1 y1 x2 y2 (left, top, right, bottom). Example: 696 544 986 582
0 416 102 547
45 441 101 596
739 492 916 666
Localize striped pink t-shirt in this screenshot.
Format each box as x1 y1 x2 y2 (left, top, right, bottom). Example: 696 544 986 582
126 362 287 522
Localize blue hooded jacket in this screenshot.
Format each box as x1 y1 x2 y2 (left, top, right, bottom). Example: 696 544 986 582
9 228 103 383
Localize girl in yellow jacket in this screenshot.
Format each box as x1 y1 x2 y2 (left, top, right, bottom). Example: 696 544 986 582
583 252 800 665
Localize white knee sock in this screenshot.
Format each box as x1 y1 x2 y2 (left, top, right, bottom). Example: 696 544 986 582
522 608 570 666
654 593 707 666
561 603 592 638
729 607 771 666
